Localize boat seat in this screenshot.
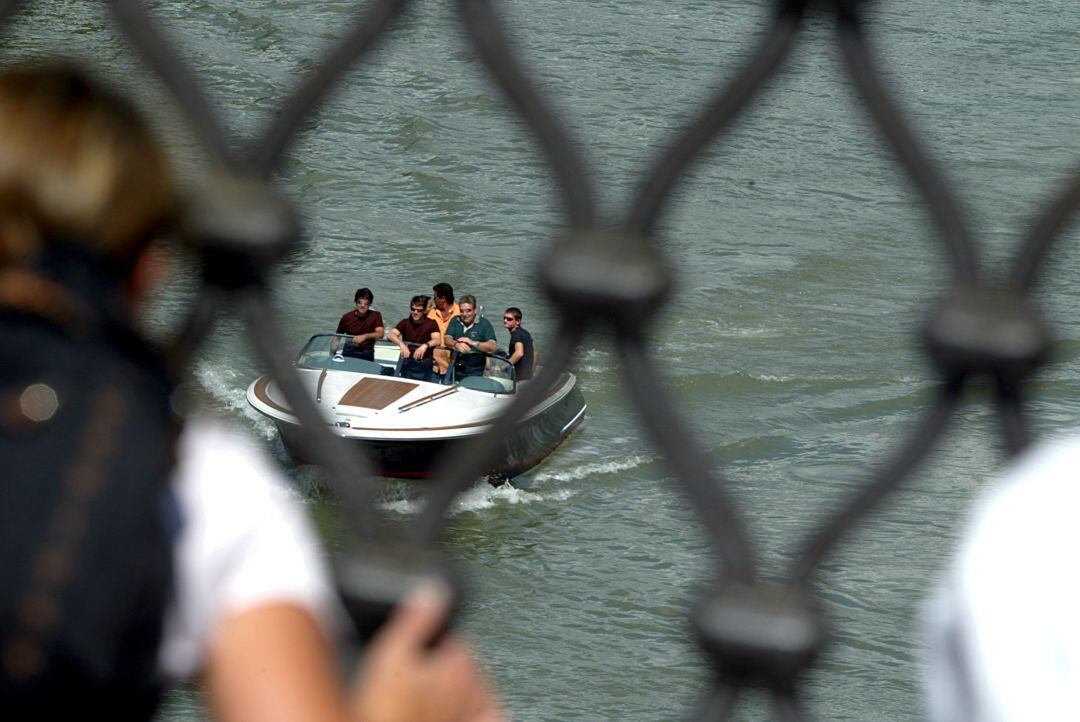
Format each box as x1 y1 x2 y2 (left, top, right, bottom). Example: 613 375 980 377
458 376 505 393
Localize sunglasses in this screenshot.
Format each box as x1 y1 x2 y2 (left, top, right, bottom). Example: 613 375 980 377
503 316 515 321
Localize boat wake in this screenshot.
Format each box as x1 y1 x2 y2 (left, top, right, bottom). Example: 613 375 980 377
194 362 278 440
378 482 578 516
374 453 652 516
528 454 653 483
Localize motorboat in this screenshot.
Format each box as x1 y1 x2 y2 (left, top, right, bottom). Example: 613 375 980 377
246 333 586 480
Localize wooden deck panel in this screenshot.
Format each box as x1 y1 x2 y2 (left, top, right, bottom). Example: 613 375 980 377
339 377 418 409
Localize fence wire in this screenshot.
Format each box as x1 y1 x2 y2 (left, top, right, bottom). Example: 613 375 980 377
4 0 1079 720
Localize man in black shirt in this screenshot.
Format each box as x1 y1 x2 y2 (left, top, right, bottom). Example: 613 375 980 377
502 307 535 381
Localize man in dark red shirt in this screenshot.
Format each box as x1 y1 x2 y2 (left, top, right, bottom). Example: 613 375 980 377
335 287 384 361
387 296 442 382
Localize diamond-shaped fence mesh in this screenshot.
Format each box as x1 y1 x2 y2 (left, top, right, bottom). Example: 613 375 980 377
3 1 1079 720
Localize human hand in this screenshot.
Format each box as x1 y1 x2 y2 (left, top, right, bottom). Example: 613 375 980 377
401 345 412 360
350 585 506 722
415 344 427 360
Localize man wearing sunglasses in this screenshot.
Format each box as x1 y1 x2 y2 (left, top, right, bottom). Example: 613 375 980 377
388 296 441 382
503 307 534 381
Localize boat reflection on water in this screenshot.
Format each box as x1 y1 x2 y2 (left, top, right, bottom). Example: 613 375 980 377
247 334 586 481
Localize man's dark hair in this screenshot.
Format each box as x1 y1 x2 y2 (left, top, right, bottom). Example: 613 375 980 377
432 282 454 305
354 287 374 303
410 295 426 309
505 307 522 322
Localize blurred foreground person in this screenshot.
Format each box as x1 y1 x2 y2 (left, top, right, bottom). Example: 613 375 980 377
924 438 1080 722
0 64 503 722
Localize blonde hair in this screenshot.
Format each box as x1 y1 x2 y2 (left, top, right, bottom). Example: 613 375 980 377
0 64 176 269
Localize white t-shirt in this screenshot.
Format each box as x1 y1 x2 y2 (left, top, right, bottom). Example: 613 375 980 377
925 436 1080 721
158 418 343 680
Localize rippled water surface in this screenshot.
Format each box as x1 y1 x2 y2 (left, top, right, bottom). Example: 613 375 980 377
6 1 1080 720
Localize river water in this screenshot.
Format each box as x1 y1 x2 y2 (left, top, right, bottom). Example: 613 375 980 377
6 1 1080 720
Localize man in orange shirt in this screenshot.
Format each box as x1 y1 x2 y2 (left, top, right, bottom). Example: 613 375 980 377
427 282 460 378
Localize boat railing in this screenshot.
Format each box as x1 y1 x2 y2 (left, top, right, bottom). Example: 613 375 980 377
297 335 517 392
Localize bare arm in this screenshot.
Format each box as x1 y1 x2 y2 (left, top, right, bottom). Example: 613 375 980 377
508 341 524 365
413 332 440 361
455 336 497 354
204 603 347 722
387 328 410 358
205 591 505 722
352 327 385 345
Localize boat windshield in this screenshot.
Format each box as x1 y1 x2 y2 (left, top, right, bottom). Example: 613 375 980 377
295 334 518 392
451 349 516 394
296 334 385 375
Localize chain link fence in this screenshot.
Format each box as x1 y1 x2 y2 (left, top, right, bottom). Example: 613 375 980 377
4 0 1079 720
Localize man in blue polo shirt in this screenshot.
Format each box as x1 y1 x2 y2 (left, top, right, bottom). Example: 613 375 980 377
446 294 497 379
